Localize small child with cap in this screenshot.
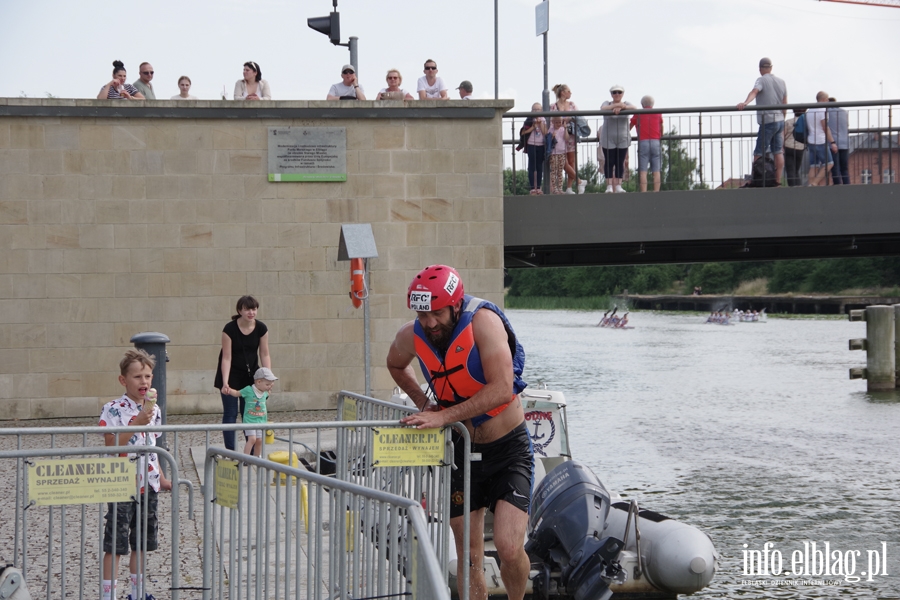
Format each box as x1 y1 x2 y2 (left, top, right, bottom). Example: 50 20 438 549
226 367 277 457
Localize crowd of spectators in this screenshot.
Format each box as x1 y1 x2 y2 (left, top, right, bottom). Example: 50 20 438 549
97 58 473 103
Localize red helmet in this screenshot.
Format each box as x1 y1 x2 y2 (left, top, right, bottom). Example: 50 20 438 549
407 265 464 311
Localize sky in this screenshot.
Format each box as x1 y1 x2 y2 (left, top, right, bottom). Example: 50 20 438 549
2 0 899 113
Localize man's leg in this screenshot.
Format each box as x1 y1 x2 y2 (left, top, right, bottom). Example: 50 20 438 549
450 511 487 600
639 171 648 192
774 152 784 186
492 500 531 600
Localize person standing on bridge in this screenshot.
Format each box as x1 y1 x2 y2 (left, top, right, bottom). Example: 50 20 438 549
387 265 533 600
737 57 788 185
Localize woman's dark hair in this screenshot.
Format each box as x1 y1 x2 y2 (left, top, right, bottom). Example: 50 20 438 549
244 61 262 82
112 60 126 77
232 295 260 320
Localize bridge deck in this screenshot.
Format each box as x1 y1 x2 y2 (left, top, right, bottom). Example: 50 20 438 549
503 184 900 267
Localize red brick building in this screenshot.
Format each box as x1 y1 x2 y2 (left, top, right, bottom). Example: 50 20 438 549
848 133 898 185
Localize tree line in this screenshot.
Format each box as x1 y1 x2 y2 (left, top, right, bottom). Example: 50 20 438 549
508 258 900 298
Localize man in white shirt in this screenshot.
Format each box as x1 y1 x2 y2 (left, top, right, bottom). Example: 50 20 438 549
807 91 837 187
457 80 473 100
327 64 366 100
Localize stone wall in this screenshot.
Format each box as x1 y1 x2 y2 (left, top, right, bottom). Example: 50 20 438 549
0 98 512 420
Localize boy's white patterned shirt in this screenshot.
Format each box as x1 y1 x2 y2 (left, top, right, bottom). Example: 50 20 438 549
98 395 162 493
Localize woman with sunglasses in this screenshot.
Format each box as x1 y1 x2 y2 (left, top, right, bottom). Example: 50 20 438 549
233 61 271 100
417 59 448 100
549 84 582 194
600 85 636 193
327 64 367 100
97 60 145 100
377 69 414 100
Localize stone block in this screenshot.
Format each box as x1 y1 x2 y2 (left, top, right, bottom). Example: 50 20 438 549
244 175 274 200
59 199 96 224
389 198 422 223
293 247 326 272
325 198 357 222
259 247 295 271
434 123 470 150
406 124 436 149
468 173 501 198
212 125 246 149
452 198 485 222
211 175 246 201
179 175 213 199
374 126 406 150
47 373 83 397
94 200 131 223
421 246 455 268
278 271 311 295
359 151 391 174
0 123 9 148
405 222 436 247
435 173 467 199
27 198 62 222
111 125 148 150
453 150 487 174
79 274 115 297
11 123 44 149
10 274 46 299
82 150 131 175
309 222 340 248
358 197 390 222
469 221 503 246
405 174 436 199
140 225 180 252
7 224 45 249
8 174 43 199
13 372 48 398
309 270 345 295
347 126 375 151
43 125 80 150
78 224 115 249
65 396 103 418
163 248 198 272
422 150 455 174
78 176 114 200
46 225 80 249
165 199 198 224
130 199 166 223
452 246 486 270
146 272 183 297
131 150 165 175
114 273 149 298
0 398 32 418
484 244 503 269
422 198 453 223
180 224 213 247
79 125 114 150
113 224 147 249
388 246 422 271
212 223 246 247
45 273 81 298
176 126 213 150
28 150 63 175
373 174 405 199
0 149 28 174
469 123 501 148
164 149 199 175
0 200 27 224
230 151 264 174
111 177 145 200
230 247 262 272
390 150 422 174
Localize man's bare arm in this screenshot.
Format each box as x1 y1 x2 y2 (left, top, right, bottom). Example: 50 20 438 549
386 322 432 410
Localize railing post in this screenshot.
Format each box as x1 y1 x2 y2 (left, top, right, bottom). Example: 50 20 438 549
698 112 704 187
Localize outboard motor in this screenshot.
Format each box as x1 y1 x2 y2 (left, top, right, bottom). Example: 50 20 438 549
526 461 625 600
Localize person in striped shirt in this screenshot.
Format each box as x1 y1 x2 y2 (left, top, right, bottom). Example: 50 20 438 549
97 60 145 100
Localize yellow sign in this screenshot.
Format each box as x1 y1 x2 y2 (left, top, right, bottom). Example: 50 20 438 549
371 428 445 467
341 396 357 422
214 460 240 509
28 458 134 506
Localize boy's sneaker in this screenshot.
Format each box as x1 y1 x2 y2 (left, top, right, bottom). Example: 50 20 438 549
577 181 587 194
615 185 626 193
605 187 614 193
564 187 575 194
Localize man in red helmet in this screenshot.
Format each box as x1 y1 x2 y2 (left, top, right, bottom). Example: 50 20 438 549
386 265 532 600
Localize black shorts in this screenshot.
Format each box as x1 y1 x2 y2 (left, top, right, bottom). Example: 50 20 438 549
450 422 534 518
103 491 159 554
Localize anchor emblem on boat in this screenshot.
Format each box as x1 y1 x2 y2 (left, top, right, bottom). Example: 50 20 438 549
524 410 556 457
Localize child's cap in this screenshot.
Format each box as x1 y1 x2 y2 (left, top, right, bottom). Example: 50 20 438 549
254 367 278 381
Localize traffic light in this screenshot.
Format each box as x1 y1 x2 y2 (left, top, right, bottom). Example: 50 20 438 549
308 12 340 45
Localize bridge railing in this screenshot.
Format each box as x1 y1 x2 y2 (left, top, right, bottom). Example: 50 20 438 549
503 99 899 193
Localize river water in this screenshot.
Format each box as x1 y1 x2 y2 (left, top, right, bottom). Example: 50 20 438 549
508 309 900 599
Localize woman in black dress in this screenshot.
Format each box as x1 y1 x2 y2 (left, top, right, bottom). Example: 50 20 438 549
214 295 271 450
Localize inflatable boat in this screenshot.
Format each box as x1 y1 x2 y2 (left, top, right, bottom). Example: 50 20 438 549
433 389 719 599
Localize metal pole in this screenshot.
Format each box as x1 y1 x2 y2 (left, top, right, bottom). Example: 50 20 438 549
349 37 358 75
494 0 499 99
542 15 550 192
364 258 371 396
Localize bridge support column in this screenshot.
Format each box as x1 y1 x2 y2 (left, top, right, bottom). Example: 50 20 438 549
867 306 895 391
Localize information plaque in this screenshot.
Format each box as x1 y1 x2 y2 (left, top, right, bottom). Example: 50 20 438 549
268 127 347 182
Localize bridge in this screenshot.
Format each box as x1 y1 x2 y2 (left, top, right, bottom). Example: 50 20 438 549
502 99 900 267
503 183 900 267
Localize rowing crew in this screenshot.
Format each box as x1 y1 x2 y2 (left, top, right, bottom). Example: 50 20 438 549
706 311 731 324
598 311 630 328
735 309 764 322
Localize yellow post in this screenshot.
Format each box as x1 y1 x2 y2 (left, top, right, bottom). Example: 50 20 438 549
300 482 309 533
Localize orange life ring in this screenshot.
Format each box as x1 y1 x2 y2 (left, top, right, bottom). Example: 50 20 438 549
350 258 367 308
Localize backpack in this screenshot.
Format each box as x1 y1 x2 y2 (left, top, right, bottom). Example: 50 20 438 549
792 113 807 144
746 156 778 188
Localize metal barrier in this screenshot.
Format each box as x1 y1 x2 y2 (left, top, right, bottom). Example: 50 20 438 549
0 406 461 600
202 448 450 600
504 99 899 192
0 444 187 600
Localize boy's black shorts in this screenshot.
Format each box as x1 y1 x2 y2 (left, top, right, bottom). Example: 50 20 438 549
449 422 534 519
103 491 159 554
